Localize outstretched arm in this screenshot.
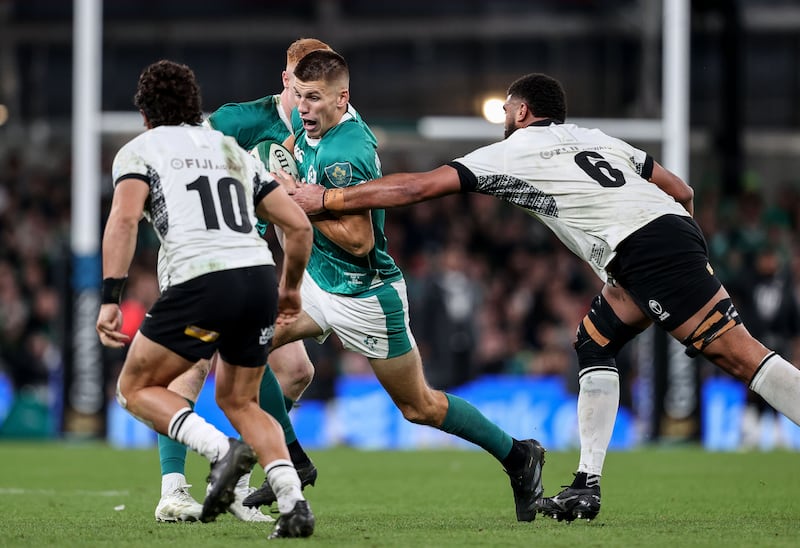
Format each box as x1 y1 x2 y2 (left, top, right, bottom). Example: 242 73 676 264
290 164 463 215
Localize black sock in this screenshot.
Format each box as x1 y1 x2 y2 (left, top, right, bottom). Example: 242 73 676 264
501 439 527 471
571 472 588 488
571 472 600 489
288 440 311 467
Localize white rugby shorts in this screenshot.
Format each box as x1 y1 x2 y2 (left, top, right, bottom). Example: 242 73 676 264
301 271 416 359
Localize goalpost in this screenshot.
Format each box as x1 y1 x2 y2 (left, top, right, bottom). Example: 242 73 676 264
66 0 103 438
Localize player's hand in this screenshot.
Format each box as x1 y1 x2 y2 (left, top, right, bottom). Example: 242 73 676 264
96 304 131 348
271 168 299 193
276 286 302 326
290 183 326 215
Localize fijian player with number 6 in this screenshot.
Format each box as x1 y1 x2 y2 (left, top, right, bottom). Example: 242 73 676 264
288 71 800 523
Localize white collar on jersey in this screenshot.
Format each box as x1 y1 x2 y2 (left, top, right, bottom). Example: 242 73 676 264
304 104 355 147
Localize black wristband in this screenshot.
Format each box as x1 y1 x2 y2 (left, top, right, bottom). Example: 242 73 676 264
101 277 127 305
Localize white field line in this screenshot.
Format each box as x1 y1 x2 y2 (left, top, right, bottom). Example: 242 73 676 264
0 487 130 497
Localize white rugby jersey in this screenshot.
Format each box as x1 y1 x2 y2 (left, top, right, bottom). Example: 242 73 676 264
111 124 276 289
452 121 690 282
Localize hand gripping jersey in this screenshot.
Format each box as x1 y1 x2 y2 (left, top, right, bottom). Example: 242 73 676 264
111 125 277 290
292 105 402 295
452 121 690 282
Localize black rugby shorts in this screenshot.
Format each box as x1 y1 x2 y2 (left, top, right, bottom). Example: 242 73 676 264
140 265 278 366
607 214 721 331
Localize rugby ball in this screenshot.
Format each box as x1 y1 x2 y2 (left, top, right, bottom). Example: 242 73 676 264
255 139 299 179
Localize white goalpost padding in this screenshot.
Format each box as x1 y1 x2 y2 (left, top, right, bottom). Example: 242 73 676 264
68 0 104 437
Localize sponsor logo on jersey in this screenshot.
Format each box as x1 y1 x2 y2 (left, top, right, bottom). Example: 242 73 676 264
325 162 353 187
540 145 580 160
170 158 227 170
648 299 671 322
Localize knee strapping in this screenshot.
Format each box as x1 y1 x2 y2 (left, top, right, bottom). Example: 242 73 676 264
575 295 642 373
681 298 741 357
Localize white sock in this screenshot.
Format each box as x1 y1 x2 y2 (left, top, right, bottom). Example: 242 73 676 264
265 459 303 514
749 353 800 426
167 407 229 462
576 369 619 476
161 472 187 496
236 470 252 492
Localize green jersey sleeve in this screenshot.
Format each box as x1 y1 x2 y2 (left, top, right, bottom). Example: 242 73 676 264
207 94 291 151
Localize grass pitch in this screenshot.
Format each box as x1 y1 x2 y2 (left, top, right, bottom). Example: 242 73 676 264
0 442 798 547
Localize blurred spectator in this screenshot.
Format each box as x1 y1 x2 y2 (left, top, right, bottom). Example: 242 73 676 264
731 243 800 448
0 149 68 427
413 243 482 389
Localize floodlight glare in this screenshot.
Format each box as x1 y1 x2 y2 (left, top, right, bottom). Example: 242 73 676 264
481 97 505 124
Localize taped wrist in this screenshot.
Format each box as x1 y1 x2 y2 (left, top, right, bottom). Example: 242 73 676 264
322 188 345 211
101 277 127 305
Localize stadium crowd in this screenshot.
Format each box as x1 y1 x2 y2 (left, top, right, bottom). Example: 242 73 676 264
1 142 799 435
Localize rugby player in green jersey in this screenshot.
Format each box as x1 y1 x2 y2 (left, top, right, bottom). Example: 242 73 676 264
267 49 545 522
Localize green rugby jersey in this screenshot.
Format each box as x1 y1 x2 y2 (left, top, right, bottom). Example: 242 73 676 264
292 105 402 295
207 94 292 151
208 94 292 236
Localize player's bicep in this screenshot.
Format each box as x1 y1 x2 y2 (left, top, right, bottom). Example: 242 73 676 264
649 161 694 210
110 177 150 221
313 209 375 257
